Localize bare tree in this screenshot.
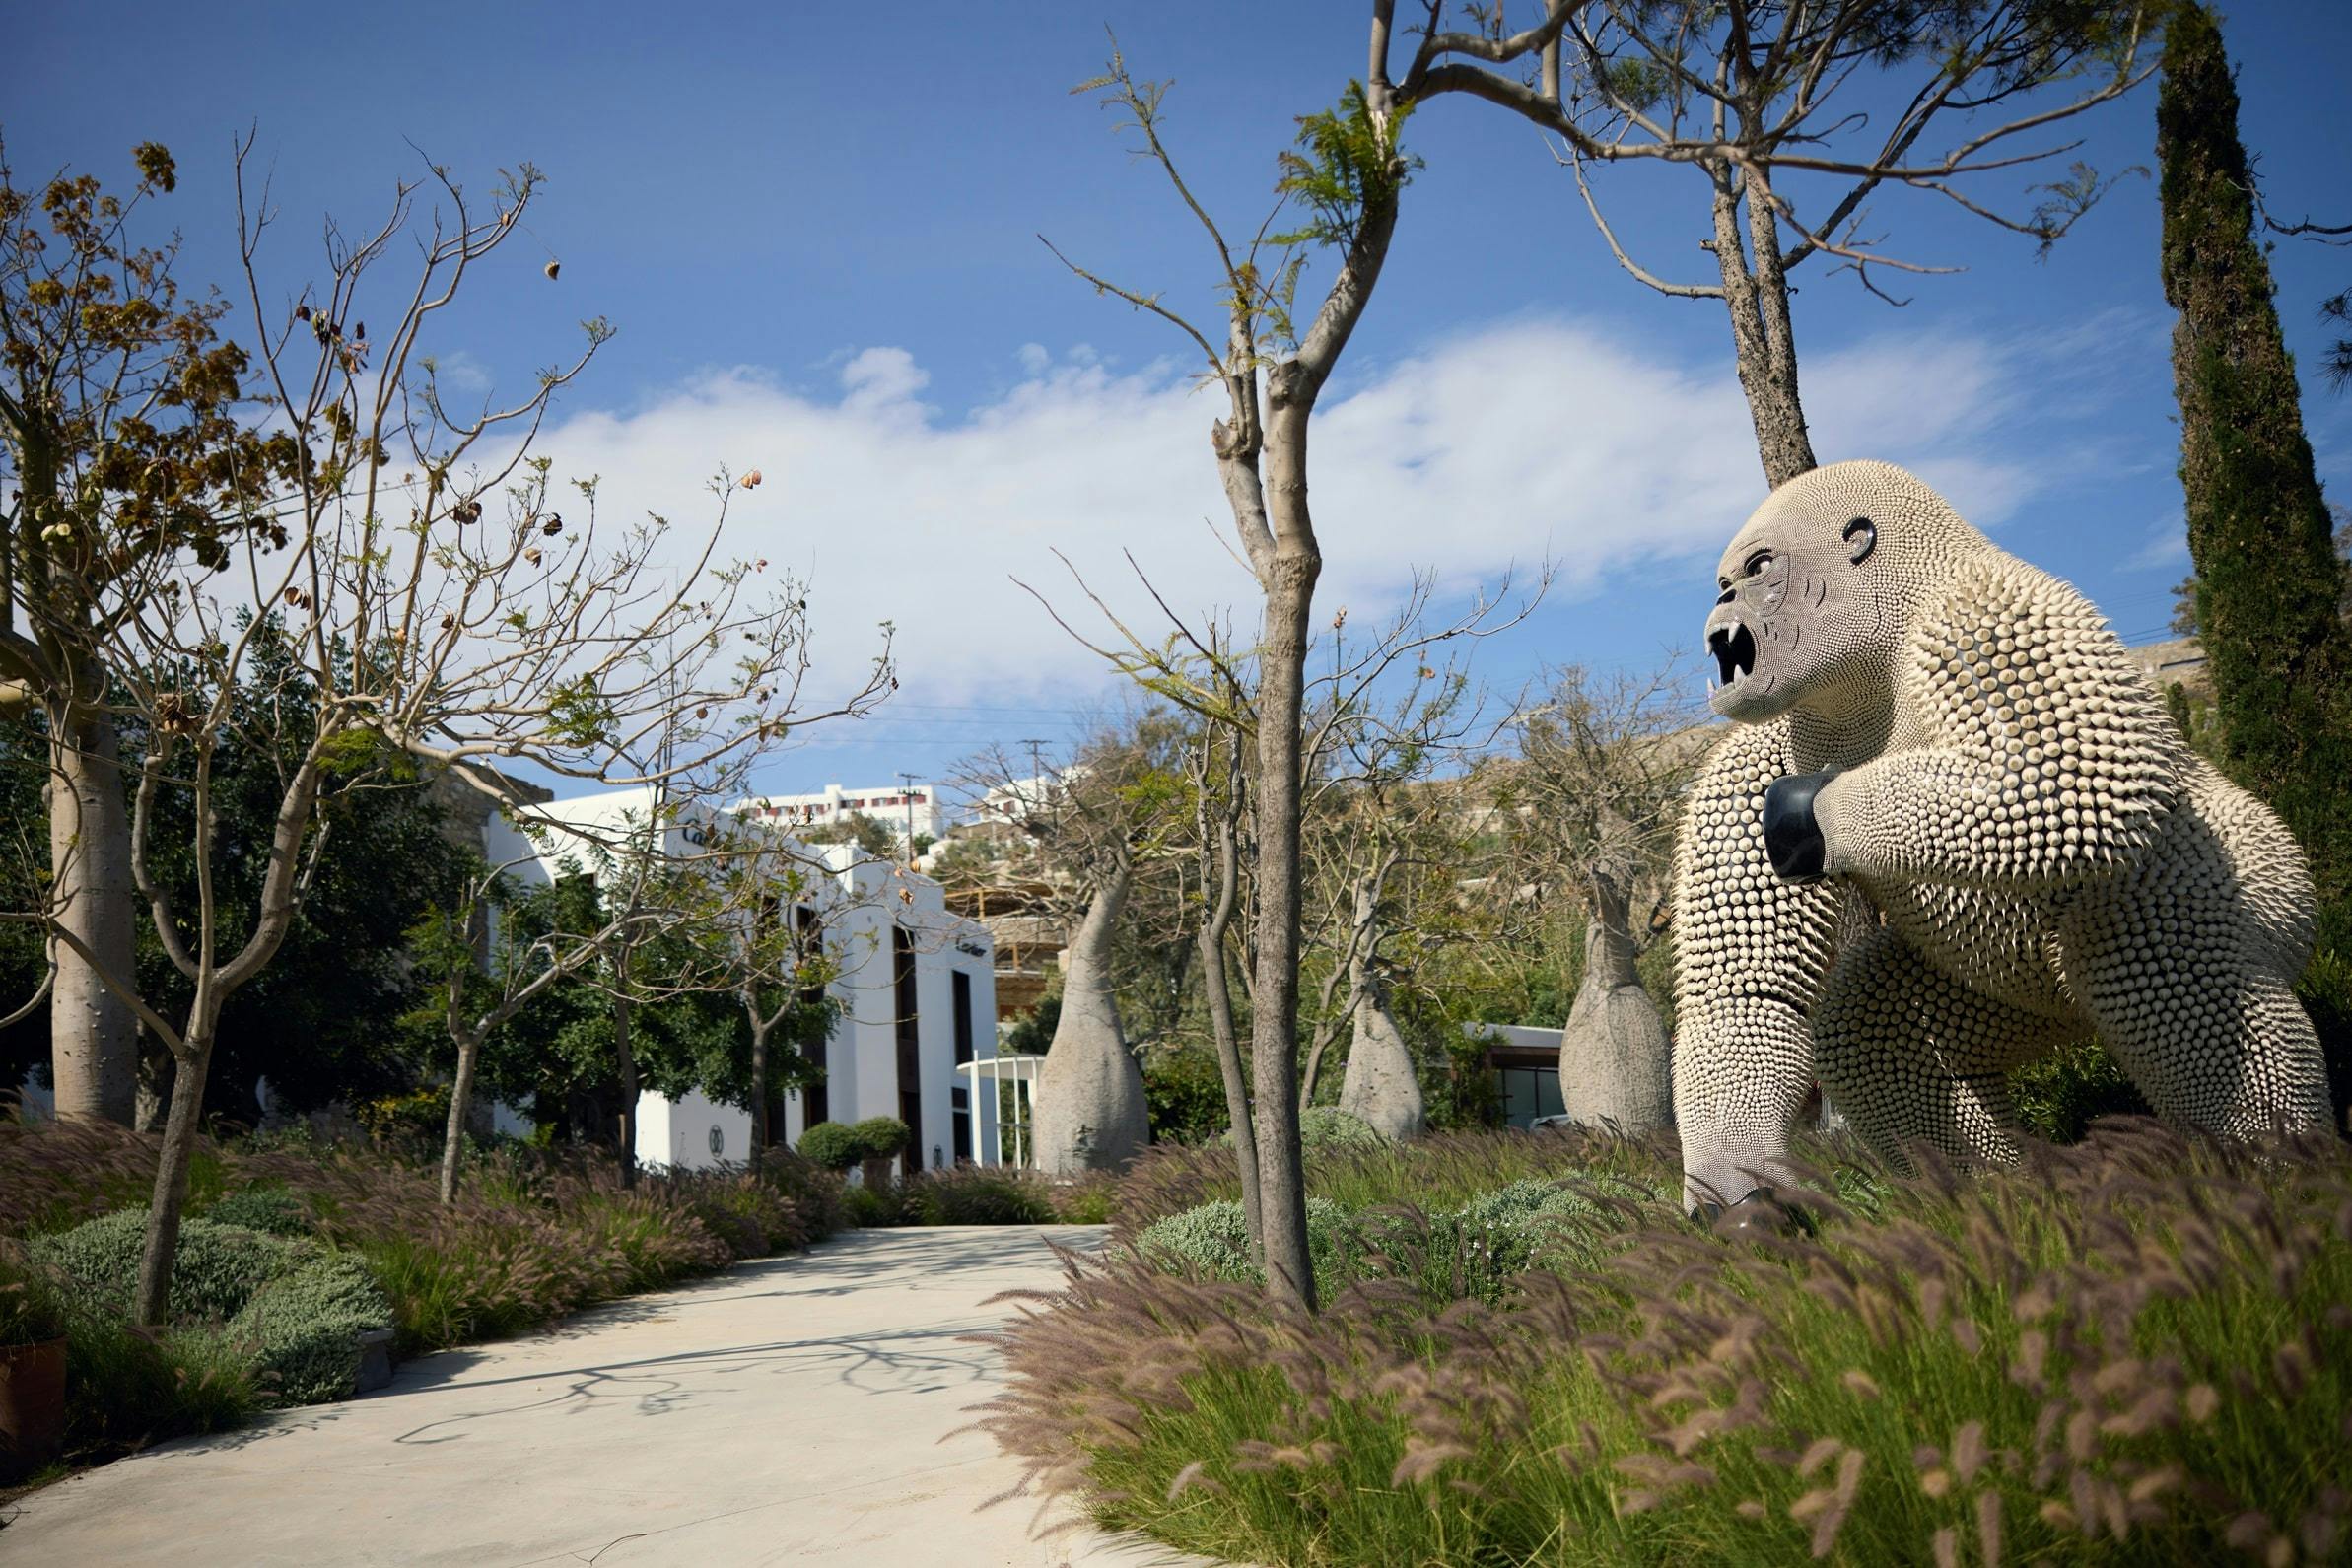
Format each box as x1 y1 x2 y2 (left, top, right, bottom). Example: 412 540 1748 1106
1041 36 1418 1307
1383 0 2159 484
1506 658 1707 1131
1 143 883 1324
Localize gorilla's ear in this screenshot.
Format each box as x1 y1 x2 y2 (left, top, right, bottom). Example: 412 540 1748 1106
1842 516 1876 566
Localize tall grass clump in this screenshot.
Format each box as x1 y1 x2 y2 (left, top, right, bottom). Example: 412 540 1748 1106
983 1121 2352 1567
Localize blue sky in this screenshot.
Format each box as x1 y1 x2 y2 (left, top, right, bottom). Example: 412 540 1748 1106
8 1 2348 798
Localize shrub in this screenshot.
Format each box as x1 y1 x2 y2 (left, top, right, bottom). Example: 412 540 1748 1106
796 1121 863 1172
1138 1196 1361 1299
228 1252 391 1404
902 1167 1058 1226
844 1183 903 1228
0 1246 71 1348
1051 1171 1118 1225
2009 1039 2150 1142
987 1122 2352 1567
200 1185 315 1237
1297 1106 1384 1151
25 1208 394 1406
30 1208 301 1324
849 1117 913 1161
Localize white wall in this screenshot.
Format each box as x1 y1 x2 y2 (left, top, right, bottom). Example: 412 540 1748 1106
485 789 998 1174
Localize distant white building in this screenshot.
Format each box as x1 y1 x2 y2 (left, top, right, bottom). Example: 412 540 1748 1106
736 783 944 848
483 787 1000 1175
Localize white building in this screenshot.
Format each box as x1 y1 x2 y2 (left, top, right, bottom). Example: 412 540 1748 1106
735 783 945 848
482 787 1000 1175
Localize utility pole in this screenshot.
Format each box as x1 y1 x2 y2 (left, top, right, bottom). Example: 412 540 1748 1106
1016 740 1050 876
896 771 922 865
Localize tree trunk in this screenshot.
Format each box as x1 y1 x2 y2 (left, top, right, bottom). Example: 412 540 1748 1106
438 1031 481 1206
1339 973 1424 1141
748 1012 770 1176
46 693 137 1125
1033 863 1148 1174
1556 873 1671 1134
613 993 639 1188
1246 548 1319 1311
134 1013 217 1327
1710 172 1817 489
1199 912 1264 1260
134 1037 173 1133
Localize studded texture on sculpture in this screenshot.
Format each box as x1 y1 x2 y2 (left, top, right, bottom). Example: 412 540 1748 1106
1675 460 2332 1216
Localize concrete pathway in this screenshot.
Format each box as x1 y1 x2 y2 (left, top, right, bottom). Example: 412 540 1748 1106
2 1225 1203 1567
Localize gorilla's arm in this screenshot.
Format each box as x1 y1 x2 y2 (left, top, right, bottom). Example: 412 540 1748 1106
1674 722 1854 1216
1809 559 2182 892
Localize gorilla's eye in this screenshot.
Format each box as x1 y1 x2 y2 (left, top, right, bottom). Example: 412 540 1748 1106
1743 550 1774 579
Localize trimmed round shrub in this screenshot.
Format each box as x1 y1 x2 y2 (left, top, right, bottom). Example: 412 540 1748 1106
849 1117 912 1161
201 1186 315 1237
796 1121 863 1172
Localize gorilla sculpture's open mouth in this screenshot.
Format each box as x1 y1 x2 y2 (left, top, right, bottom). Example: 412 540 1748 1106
1710 620 1757 689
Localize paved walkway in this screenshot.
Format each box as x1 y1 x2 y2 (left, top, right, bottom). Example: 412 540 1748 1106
3 1226 1200 1567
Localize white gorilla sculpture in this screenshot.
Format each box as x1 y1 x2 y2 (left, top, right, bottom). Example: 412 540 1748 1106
1674 460 2332 1218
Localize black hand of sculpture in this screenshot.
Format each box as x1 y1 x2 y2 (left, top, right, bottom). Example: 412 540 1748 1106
1763 769 1840 884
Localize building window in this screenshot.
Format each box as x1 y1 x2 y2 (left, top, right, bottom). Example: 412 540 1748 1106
950 969 974 1162
894 926 923 1176
798 906 828 1128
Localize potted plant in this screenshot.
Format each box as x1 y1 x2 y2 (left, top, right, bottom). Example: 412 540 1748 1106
849 1118 912 1193
0 1250 70 1476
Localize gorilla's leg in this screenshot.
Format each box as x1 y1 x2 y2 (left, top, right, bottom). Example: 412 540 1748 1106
1814 926 2075 1171
2063 920 2332 1140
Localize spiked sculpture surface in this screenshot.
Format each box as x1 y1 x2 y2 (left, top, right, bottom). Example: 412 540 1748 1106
1675 460 2332 1217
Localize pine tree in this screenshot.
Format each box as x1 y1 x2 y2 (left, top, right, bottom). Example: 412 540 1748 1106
2159 2 2352 945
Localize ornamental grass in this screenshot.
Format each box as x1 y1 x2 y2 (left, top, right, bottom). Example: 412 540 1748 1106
979 1120 2352 1566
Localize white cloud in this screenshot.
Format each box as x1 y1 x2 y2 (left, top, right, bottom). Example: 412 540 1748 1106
2124 515 2190 572
531 314 2109 716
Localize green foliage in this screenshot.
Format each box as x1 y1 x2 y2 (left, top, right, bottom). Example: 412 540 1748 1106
848 1116 912 1160
1003 989 1059 1056
1271 83 1418 251
843 1182 901 1228
226 1251 389 1404
197 1186 315 1238
30 1208 298 1323
999 1124 2352 1567
2009 1039 2151 1142
901 1167 1059 1226
0 622 473 1117
1141 1041 1229 1145
800 809 899 860
1296 1106 1383 1152
0 1245 71 1345
796 1120 863 1172
2293 946 2352 1131
26 1206 393 1406
2161 2 2352 949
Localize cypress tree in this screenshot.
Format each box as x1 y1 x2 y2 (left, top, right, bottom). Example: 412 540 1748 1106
2159 2 2352 945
